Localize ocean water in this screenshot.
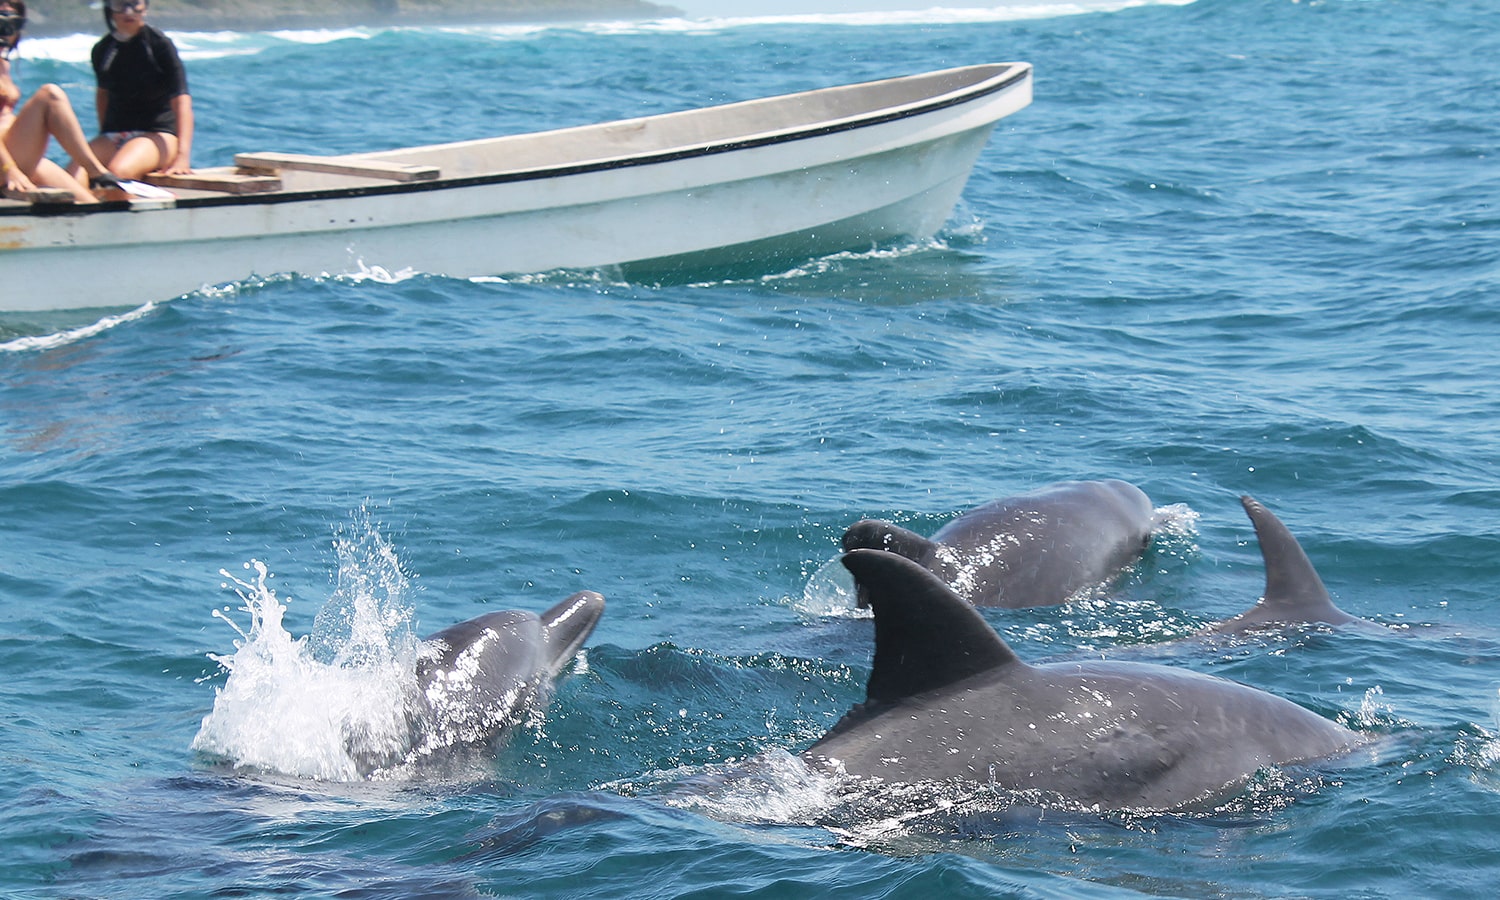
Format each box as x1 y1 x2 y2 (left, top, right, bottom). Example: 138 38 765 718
3 0 1500 896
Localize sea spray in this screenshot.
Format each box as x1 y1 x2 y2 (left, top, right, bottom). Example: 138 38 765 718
310 513 420 669
192 518 425 780
795 555 866 619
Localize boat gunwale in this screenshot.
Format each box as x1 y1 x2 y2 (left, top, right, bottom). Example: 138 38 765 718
1 62 1031 218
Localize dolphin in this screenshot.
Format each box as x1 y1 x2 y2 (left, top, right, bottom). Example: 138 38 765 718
803 549 1360 811
412 590 605 758
841 479 1156 607
1203 495 1362 635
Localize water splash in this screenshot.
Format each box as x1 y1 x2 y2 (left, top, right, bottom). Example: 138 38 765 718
1352 684 1394 730
1150 502 1201 543
310 514 419 667
795 555 868 619
340 262 420 285
191 518 424 781
1479 685 1500 770
647 750 848 827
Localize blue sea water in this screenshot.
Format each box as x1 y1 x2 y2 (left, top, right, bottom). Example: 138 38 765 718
3 0 1500 895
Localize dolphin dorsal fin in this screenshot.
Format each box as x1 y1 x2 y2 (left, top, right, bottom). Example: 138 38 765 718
841 549 1020 704
538 591 606 677
1241 496 1354 624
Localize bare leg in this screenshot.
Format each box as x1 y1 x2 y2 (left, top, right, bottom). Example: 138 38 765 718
27 157 95 202
7 85 114 183
86 135 115 171
3 85 121 201
97 133 176 181
5 131 93 202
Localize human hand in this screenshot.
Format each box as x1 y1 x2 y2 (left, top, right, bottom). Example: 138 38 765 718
1 165 39 199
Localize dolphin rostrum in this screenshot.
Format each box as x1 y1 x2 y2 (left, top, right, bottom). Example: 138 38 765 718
804 549 1360 811
841 479 1156 607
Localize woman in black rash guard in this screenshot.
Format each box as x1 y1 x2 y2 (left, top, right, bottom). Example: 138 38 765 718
86 0 194 180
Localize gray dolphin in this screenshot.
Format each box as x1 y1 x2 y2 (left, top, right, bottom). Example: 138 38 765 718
841 479 1156 607
803 549 1360 811
1203 495 1362 635
413 590 605 758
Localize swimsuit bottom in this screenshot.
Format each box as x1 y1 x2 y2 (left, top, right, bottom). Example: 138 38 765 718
103 130 152 147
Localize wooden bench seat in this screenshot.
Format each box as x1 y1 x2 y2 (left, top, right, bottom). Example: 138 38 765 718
145 171 283 194
233 151 440 182
2 185 77 205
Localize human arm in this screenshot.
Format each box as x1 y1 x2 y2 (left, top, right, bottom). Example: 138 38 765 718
0 60 35 196
162 92 191 174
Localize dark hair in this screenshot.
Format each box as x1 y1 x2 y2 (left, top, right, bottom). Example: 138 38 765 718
104 0 146 32
0 0 25 54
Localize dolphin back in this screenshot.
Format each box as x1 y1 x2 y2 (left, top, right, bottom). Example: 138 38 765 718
818 550 1362 809
892 479 1156 607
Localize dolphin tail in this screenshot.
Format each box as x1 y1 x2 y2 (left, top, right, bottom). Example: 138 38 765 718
1238 495 1355 626
841 549 1020 705
538 590 606 676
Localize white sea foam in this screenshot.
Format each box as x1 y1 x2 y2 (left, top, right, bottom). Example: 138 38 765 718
651 0 1195 32
15 0 1194 63
0 301 159 354
658 749 849 825
262 27 376 44
13 28 375 64
7 32 99 63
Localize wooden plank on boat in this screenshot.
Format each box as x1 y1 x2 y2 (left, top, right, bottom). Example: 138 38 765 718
2 185 76 205
145 171 284 194
233 151 440 182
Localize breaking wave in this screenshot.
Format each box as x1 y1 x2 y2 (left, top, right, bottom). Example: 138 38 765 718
16 1 1197 63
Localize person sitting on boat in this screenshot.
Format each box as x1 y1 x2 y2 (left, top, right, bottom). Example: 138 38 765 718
0 0 124 202
84 0 193 180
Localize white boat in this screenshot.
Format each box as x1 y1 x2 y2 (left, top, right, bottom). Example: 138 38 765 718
0 62 1031 313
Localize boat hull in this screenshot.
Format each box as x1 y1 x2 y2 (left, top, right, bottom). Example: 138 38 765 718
0 63 1031 312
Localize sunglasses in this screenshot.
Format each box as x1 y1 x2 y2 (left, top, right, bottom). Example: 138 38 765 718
0 13 21 40
109 0 146 12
